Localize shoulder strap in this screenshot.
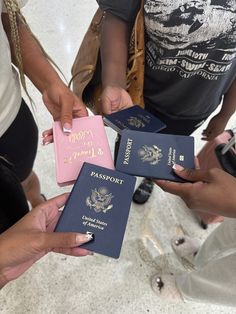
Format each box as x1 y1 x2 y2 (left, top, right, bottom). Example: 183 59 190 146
221 129 236 155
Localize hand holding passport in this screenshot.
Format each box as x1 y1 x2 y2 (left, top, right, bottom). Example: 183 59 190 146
55 163 136 259
53 107 195 258
53 115 114 186
116 130 195 182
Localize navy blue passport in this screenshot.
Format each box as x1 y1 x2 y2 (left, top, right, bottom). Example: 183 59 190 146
116 130 195 182
55 162 136 259
103 105 166 134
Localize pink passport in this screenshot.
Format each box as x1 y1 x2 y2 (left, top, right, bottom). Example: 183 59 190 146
53 116 114 186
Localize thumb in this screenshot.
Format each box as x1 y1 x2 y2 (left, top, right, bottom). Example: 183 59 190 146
173 164 209 182
41 232 93 251
59 94 73 133
102 95 113 115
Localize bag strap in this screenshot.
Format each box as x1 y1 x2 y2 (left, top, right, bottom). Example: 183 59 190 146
68 65 95 88
69 8 105 90
221 128 236 155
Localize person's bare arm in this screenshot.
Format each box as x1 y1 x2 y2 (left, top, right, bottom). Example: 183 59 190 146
220 79 236 119
99 13 133 114
101 12 131 88
0 194 93 289
202 79 236 140
2 12 87 132
2 13 61 93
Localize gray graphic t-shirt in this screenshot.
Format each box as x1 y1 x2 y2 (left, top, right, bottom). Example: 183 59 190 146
97 0 236 119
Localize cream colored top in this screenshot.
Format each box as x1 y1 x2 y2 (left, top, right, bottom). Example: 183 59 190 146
0 0 28 137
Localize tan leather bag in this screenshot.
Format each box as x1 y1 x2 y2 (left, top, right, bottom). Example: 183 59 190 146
70 4 145 114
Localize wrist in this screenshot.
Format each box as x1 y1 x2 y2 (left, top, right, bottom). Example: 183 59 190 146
102 81 127 90
40 78 65 95
35 71 63 94
102 84 126 91
0 271 8 289
217 111 232 121
102 65 127 90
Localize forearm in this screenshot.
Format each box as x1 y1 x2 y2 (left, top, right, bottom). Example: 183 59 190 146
101 13 131 89
220 80 236 119
17 23 63 93
3 13 62 94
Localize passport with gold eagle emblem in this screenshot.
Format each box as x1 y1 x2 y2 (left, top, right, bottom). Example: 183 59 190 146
116 130 195 182
103 105 166 134
55 162 136 258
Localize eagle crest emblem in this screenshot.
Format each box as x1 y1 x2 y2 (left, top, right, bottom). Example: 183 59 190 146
138 145 163 165
86 187 114 213
127 116 145 129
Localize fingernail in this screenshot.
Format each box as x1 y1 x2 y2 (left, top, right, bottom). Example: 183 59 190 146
41 141 50 146
172 164 184 171
88 251 94 256
86 232 94 241
63 123 72 134
76 233 94 244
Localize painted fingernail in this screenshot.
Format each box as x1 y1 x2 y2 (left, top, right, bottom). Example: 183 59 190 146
41 141 50 146
76 233 94 244
63 123 72 134
86 232 94 241
172 164 184 171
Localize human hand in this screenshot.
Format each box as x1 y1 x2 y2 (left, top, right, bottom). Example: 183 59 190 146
42 81 88 134
201 113 228 141
100 85 133 115
155 165 236 217
0 194 93 288
42 128 53 145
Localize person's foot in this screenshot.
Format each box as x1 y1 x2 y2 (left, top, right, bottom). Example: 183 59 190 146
151 273 183 302
171 235 201 265
132 178 154 204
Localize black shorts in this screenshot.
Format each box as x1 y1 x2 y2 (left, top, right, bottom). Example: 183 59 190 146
0 157 29 233
0 99 38 181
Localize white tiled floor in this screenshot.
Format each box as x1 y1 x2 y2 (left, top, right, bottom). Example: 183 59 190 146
1 1 236 313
